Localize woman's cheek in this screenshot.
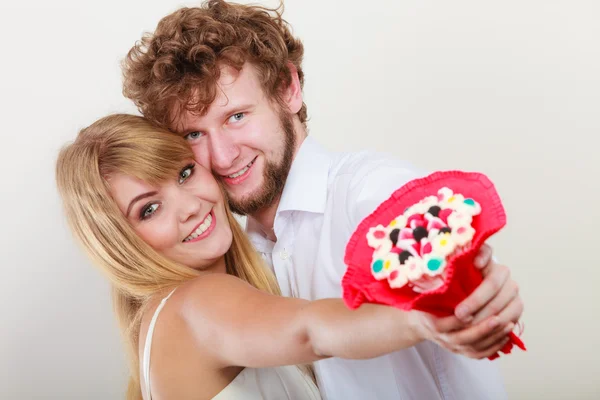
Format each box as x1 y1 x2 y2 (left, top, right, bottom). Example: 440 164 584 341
136 218 180 252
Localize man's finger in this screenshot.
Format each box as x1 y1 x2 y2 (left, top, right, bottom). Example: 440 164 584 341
471 279 519 325
473 243 493 269
447 316 501 346
455 263 510 322
495 294 525 325
474 336 511 360
472 322 515 351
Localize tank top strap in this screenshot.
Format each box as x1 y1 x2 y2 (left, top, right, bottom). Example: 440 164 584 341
142 288 177 400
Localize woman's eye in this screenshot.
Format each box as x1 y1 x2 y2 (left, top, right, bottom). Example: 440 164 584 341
140 203 159 220
229 112 245 123
179 164 195 184
185 131 204 141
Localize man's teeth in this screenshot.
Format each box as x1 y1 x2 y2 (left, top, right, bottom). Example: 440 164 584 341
227 160 254 178
184 213 213 242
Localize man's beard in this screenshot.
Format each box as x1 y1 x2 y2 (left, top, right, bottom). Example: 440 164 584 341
224 111 296 216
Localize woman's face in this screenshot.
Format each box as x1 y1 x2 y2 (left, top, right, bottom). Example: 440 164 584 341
109 161 233 270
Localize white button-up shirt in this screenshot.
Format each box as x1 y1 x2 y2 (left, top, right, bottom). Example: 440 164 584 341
247 136 507 400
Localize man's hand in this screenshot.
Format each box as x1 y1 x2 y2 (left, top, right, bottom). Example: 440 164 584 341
455 244 524 328
411 311 514 360
408 244 523 359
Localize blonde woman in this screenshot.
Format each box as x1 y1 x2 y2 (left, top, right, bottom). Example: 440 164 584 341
56 114 510 400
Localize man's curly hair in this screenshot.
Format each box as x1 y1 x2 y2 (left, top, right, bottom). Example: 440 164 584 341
122 0 306 130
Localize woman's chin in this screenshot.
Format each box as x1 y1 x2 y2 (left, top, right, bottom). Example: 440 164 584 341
186 255 226 272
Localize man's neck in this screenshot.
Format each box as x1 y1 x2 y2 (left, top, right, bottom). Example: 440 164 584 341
248 196 280 241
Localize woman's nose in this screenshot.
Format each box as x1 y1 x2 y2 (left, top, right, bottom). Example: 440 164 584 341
178 190 203 224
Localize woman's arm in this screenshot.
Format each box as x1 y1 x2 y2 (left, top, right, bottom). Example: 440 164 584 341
177 273 504 369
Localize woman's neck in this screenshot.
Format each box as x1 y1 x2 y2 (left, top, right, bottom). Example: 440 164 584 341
206 255 228 274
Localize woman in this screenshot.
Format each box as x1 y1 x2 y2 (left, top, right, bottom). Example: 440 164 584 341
56 115 511 400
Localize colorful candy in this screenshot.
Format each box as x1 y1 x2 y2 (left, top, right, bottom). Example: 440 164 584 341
366 187 481 293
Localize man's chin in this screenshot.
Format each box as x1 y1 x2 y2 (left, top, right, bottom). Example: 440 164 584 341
226 188 278 216
224 181 260 204
225 191 257 216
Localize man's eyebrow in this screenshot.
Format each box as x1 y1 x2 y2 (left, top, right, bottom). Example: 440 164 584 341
179 103 256 133
126 191 158 217
219 103 255 118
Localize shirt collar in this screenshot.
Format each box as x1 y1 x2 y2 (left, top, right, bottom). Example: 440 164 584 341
277 135 331 214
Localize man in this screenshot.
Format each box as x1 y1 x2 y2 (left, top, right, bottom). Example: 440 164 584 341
122 1 523 398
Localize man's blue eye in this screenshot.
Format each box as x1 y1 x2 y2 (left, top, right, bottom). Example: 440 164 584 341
229 113 245 123
185 131 204 141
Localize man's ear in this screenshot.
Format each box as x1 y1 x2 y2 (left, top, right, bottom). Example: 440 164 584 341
281 62 303 114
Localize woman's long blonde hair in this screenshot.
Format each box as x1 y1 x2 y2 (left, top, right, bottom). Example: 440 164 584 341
56 114 281 399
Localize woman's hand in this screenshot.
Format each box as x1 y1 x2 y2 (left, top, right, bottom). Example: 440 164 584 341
410 309 514 360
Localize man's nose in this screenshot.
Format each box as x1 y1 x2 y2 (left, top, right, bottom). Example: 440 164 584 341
208 131 241 172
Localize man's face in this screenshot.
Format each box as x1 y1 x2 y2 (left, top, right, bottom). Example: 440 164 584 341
174 63 298 216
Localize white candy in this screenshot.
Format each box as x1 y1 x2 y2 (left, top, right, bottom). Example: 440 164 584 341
366 225 392 251
431 233 456 257
453 226 476 246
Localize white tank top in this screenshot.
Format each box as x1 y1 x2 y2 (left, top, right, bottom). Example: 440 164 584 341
142 289 322 400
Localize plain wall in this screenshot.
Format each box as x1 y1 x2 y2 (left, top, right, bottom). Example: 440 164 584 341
1 0 598 398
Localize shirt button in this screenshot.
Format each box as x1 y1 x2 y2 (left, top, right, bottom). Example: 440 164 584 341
280 250 289 260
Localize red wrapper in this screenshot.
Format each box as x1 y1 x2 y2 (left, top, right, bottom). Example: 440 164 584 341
342 171 525 360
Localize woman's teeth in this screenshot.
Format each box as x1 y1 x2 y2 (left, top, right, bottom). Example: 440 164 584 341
227 160 254 178
184 213 213 242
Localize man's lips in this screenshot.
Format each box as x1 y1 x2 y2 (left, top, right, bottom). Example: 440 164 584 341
221 157 257 185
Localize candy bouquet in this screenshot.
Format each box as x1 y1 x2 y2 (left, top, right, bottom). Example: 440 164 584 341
342 171 525 360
